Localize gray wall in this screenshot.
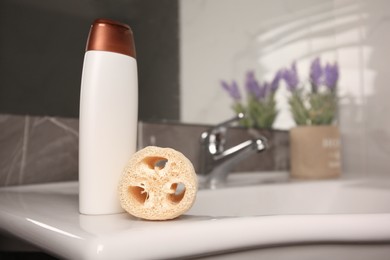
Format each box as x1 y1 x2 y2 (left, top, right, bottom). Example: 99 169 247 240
0 0 180 121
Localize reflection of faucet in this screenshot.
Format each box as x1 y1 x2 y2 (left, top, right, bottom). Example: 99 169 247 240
199 113 267 188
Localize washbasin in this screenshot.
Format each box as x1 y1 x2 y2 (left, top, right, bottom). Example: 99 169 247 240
0 173 390 259
193 174 390 217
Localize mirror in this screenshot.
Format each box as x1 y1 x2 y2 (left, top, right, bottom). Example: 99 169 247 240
180 0 382 130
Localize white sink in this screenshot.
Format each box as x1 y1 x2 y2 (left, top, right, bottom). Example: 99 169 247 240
194 174 390 216
0 174 390 259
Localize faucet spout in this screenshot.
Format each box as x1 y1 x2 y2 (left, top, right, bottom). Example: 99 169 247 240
207 138 267 187
214 138 266 161
199 114 268 188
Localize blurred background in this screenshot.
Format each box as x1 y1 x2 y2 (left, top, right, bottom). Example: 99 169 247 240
1 0 390 183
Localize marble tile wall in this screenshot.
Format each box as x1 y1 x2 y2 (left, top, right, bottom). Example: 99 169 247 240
0 115 289 187
0 114 78 187
138 121 289 174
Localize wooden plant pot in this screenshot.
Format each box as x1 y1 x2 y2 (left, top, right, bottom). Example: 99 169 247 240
290 125 341 179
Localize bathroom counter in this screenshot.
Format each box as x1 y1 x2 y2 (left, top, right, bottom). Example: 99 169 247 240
0 179 390 259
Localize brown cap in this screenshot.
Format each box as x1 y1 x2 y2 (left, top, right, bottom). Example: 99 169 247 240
86 18 136 58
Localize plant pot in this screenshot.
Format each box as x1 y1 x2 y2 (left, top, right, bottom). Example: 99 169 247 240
290 125 341 179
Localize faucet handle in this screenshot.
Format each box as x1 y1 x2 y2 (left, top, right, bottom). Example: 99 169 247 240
201 113 245 139
214 112 245 130
201 113 246 155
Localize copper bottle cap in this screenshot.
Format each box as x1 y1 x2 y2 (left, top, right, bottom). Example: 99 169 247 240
86 18 136 58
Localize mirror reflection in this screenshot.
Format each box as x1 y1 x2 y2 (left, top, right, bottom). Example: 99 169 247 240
180 0 383 130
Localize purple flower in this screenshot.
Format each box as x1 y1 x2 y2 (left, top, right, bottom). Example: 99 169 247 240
245 71 265 99
310 57 323 91
262 81 271 97
270 69 283 92
324 62 339 91
283 62 299 92
221 80 241 101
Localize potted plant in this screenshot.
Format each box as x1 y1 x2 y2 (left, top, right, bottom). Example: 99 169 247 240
285 58 341 179
221 70 282 129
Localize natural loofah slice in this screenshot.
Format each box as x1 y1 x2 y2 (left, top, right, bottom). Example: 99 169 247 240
118 146 198 220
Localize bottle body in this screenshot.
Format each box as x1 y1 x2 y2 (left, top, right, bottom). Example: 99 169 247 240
79 50 138 215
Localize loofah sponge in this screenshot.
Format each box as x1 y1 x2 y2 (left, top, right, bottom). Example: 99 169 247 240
118 146 198 220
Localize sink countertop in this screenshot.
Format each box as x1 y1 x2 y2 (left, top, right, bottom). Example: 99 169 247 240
0 177 390 259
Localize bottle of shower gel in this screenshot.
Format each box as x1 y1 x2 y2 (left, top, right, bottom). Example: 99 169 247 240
79 19 138 215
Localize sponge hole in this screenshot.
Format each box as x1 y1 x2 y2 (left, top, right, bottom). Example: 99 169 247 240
128 186 149 204
142 156 168 170
168 183 186 204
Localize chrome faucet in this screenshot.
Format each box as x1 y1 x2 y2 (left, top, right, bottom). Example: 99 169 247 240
199 113 268 188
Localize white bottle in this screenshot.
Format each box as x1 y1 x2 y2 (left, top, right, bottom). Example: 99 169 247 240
79 19 138 215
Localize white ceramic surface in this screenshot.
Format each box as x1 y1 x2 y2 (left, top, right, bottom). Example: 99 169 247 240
0 175 390 259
